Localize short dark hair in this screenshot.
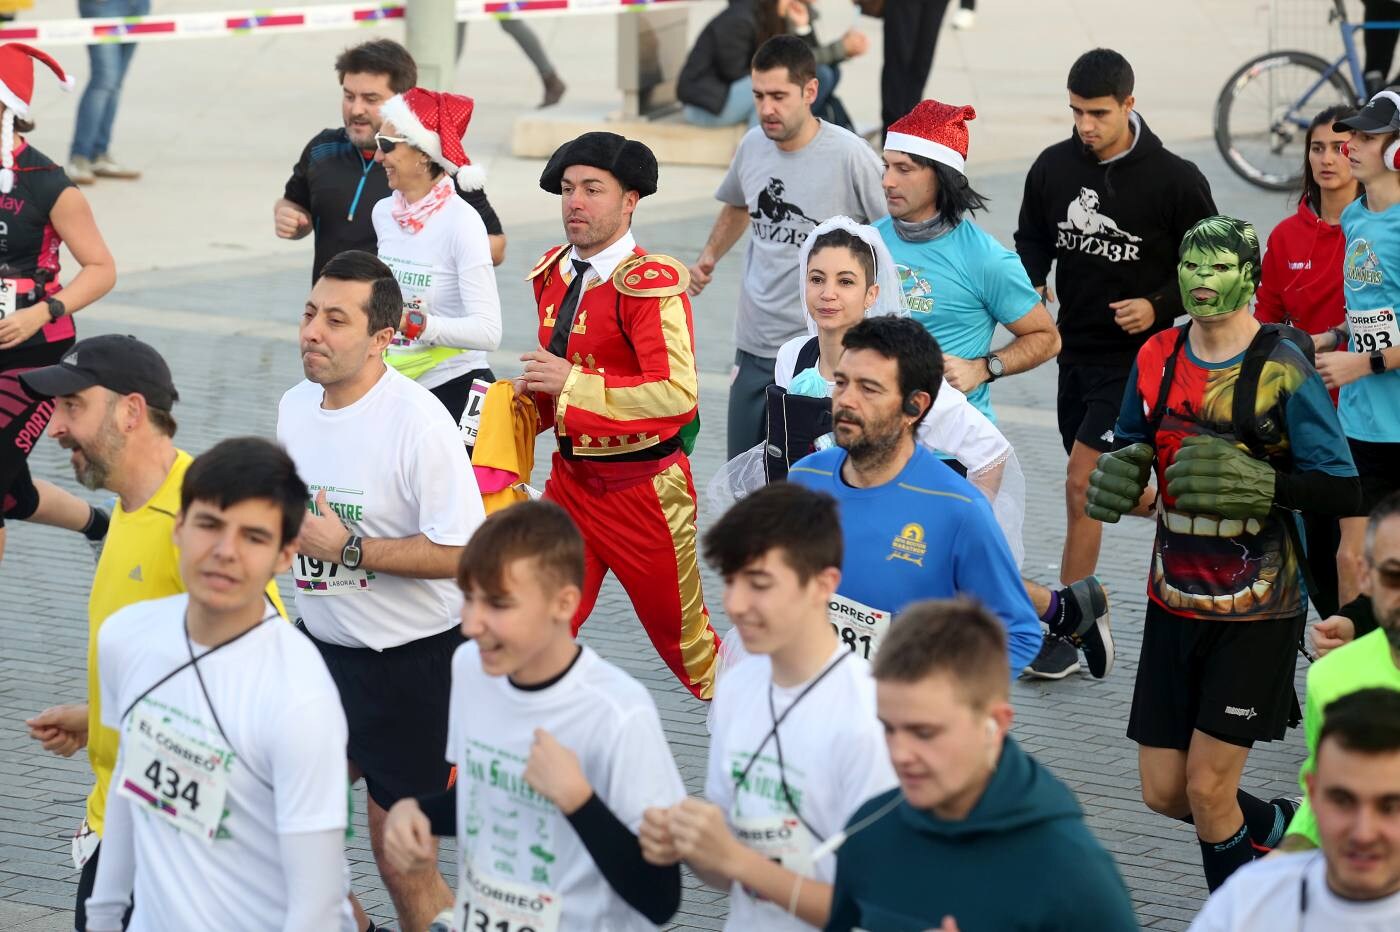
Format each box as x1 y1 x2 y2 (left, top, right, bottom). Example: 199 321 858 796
147 407 177 438
1367 491 1400 563
807 227 877 288
751 35 817 89
317 250 403 335
702 482 842 583
335 38 417 94
1067 48 1134 103
841 316 944 427
873 598 1009 708
1318 689 1400 763
903 157 990 226
181 437 309 547
457 501 585 598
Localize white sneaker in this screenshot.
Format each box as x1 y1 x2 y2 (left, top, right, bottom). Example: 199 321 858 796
92 153 141 180
66 156 95 184
950 7 975 29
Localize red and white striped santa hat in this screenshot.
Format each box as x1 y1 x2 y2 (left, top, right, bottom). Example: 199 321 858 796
0 43 75 193
380 87 486 192
884 99 977 175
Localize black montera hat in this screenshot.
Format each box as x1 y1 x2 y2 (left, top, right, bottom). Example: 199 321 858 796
538 131 658 197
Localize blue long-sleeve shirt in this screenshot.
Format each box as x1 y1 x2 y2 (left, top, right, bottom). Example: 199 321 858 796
789 445 1042 674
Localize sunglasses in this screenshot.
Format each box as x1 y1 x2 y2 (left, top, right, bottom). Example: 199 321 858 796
374 133 410 154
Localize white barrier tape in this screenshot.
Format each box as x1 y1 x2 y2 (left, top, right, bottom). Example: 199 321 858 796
0 0 690 47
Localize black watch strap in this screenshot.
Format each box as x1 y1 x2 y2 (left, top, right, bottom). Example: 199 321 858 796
341 534 364 570
45 297 66 321
1371 350 1388 375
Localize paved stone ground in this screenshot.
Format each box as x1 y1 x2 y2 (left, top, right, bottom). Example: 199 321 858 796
2 136 1307 932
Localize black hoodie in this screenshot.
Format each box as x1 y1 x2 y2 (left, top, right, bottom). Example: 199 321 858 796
1015 113 1216 367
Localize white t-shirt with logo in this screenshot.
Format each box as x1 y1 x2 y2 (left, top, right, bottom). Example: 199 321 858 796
277 365 484 649
374 192 502 389
96 594 354 931
1189 851 1400 931
446 643 686 932
705 644 897 932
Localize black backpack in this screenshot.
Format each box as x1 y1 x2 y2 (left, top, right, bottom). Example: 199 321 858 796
763 338 833 482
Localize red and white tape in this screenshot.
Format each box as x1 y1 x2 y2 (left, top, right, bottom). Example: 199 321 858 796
0 0 689 46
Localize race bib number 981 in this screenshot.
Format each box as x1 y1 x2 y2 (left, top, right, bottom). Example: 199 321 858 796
827 593 891 660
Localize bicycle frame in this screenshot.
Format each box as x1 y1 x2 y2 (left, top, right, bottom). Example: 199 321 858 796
1270 2 1400 139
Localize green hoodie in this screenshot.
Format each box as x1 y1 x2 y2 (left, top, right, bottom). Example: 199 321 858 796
825 737 1138 931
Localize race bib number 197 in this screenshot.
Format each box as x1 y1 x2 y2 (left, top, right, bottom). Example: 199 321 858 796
294 554 371 595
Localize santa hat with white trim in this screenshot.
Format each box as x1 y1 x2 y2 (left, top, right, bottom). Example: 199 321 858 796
884 99 977 175
0 43 75 194
379 87 485 192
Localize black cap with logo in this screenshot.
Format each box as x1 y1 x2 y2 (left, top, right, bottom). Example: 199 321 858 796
20 334 179 411
1335 91 1400 133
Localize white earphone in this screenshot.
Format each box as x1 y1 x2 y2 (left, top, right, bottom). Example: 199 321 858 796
985 718 998 739
1369 90 1400 170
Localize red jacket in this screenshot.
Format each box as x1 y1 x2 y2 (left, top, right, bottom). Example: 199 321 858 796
1255 200 1347 333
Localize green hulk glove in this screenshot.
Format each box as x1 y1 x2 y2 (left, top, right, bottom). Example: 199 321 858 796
1163 435 1276 519
1086 443 1154 523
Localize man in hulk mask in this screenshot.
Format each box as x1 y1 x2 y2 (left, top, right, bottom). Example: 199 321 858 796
1086 215 1361 893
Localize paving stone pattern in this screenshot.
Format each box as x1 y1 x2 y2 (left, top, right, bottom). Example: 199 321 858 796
1 149 1306 931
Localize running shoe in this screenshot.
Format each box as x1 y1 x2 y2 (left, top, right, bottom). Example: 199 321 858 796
66 156 95 185
1023 635 1081 680
950 7 976 29
92 154 141 180
1064 575 1114 679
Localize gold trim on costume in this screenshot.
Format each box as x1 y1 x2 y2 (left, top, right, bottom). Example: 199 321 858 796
563 294 698 422
568 433 663 457
613 254 690 297
652 463 717 699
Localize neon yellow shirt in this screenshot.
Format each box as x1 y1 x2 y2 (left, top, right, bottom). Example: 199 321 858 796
1287 628 1400 845
84 450 286 835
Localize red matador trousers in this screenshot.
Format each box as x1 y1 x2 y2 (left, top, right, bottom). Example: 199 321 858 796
544 449 721 700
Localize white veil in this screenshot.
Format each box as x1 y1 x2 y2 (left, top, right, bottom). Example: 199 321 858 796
704 216 1026 567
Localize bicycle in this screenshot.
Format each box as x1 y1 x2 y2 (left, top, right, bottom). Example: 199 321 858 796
1215 0 1400 190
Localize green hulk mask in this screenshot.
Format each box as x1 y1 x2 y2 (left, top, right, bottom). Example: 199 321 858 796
1177 215 1260 319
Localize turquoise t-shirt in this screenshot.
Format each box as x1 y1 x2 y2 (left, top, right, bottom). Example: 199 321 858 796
875 216 1041 420
1339 197 1400 443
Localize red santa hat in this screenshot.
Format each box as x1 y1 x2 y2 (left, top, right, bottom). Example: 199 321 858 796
884 99 977 175
379 87 485 192
0 43 75 194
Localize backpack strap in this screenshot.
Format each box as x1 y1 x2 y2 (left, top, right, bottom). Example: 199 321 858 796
1233 325 1287 462
1145 324 1191 444
794 337 821 377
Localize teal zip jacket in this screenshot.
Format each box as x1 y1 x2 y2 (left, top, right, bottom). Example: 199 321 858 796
825 737 1138 931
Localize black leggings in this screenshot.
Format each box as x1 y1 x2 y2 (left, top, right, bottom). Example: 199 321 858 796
426 367 495 424
0 339 71 528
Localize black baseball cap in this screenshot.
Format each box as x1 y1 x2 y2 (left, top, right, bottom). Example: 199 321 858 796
20 334 179 411
1335 91 1400 133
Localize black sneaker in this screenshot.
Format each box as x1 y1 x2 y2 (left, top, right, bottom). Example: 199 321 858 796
1023 635 1081 679
1064 575 1113 679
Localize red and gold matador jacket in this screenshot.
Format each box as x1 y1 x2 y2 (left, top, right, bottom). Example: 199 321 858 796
527 244 699 459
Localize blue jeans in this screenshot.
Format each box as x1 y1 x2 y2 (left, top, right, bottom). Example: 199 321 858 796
813 64 839 117
70 0 150 160
683 77 756 127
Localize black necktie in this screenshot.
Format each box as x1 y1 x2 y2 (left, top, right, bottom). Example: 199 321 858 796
548 259 591 358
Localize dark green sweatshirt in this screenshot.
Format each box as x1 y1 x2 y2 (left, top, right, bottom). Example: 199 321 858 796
825 737 1138 931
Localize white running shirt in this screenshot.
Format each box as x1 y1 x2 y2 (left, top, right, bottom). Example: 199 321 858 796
91 594 353 931
446 643 686 932
277 365 484 649
1189 851 1400 931
705 644 897 932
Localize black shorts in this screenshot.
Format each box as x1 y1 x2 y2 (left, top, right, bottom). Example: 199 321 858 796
1056 362 1129 455
304 623 463 810
1127 601 1303 750
1 339 72 526
1348 437 1400 513
428 366 496 425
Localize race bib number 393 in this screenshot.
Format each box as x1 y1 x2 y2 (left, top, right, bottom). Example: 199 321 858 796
827 593 891 660
455 861 562 932
117 704 232 843
1348 306 1399 353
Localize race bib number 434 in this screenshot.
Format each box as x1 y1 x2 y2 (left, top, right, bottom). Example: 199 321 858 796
117 703 232 843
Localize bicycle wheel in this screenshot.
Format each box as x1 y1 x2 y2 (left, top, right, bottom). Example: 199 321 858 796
1215 50 1356 191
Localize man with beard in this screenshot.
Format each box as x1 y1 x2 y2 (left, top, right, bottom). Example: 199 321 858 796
687 35 885 459
1277 492 1400 853
1086 216 1360 891
277 250 484 930
786 314 1042 675
274 38 506 279
19 334 285 931
518 131 722 700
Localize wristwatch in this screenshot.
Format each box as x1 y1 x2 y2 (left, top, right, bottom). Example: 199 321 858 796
341 534 364 571
45 297 66 322
401 309 427 341
1371 349 1388 375
984 353 1005 382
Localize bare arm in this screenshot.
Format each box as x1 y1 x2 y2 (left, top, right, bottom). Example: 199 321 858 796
274 197 313 240
49 187 116 312
726 846 834 926
361 534 462 579
993 303 1060 375
489 233 507 267
688 205 751 296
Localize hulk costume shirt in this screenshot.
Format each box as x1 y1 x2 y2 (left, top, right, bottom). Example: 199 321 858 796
1114 330 1355 621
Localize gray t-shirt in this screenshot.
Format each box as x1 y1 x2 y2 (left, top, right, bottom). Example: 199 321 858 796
716 121 887 357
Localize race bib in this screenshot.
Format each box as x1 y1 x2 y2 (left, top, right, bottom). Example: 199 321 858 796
383 254 434 351
293 553 371 596
1348 306 1399 353
0 279 15 320
455 860 562 932
732 813 814 879
117 702 231 843
827 593 891 661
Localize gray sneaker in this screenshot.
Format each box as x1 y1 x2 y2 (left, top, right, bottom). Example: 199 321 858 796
1063 575 1114 679
92 153 141 180
1023 635 1081 680
66 156 95 185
